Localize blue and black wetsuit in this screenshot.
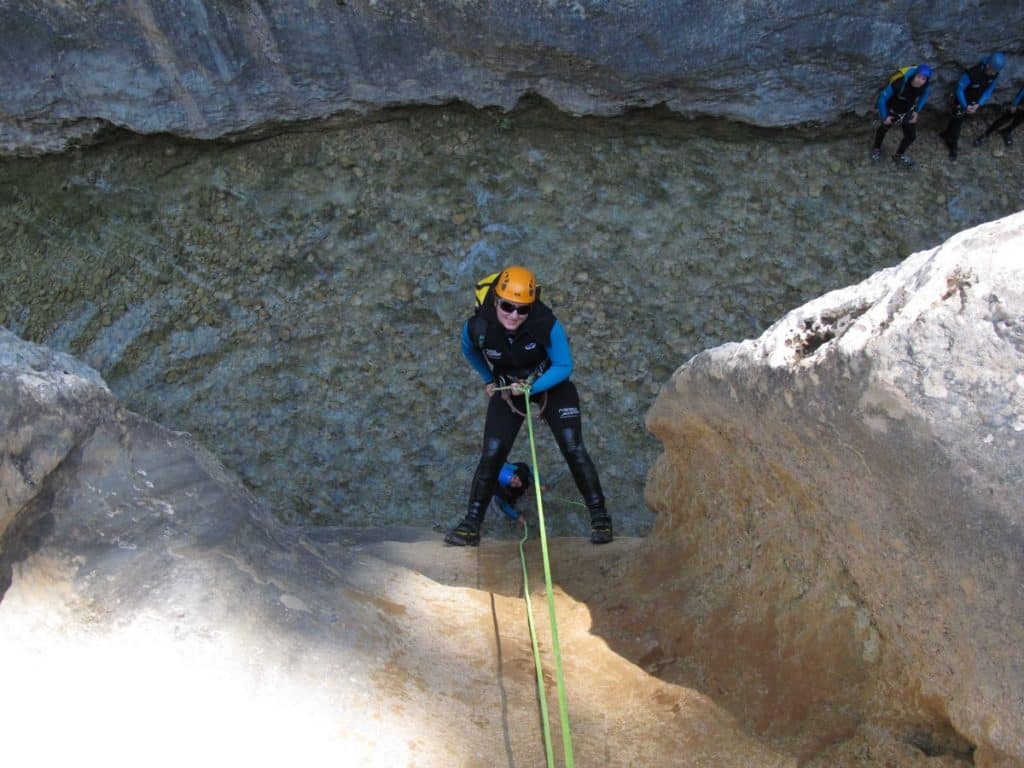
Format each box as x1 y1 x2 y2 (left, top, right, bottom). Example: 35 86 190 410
941 56 1003 153
873 65 933 155
459 294 608 533
981 85 1024 143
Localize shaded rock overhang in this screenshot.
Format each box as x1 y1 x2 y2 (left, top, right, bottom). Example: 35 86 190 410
2 0 1023 155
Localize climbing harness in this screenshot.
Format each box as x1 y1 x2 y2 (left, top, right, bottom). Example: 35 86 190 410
502 388 547 418
494 382 575 768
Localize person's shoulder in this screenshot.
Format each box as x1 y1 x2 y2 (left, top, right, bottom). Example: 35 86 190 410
466 303 497 344
470 301 498 325
534 299 556 318
528 300 557 332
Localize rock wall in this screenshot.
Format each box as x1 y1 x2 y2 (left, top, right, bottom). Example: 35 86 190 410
3 0 1023 154
641 211 1024 766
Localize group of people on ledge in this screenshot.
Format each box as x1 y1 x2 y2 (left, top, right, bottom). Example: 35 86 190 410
873 52 1023 166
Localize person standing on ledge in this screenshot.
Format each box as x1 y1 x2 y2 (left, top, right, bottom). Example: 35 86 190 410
940 52 1006 160
872 63 934 167
446 266 613 547
974 83 1024 148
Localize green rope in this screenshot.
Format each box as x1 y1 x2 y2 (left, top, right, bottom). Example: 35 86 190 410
519 521 555 768
545 495 586 508
523 386 575 767
494 382 575 766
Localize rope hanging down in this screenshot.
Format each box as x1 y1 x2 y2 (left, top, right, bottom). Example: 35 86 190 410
518 521 555 767
492 382 575 766
520 385 577 768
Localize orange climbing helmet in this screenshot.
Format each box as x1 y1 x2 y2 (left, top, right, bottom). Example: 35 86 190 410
494 266 537 304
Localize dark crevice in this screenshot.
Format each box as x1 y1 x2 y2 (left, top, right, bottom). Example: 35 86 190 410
793 302 871 359
0 496 56 605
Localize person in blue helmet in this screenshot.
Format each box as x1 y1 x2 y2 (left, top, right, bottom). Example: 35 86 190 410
872 64 934 167
974 83 1024 148
492 462 534 523
939 52 1006 160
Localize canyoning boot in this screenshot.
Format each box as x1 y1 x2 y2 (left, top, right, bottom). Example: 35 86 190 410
1002 132 1014 148
448 439 507 547
444 517 481 547
892 152 913 168
589 510 613 545
870 148 881 162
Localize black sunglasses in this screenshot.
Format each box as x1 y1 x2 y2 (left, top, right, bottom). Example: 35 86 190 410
497 300 531 316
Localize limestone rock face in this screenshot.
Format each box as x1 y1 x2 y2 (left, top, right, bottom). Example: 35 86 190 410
644 212 1024 766
3 0 1023 154
0 329 111 540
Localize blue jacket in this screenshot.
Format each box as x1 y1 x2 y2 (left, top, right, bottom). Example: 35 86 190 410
956 56 1002 108
461 318 573 395
877 66 932 119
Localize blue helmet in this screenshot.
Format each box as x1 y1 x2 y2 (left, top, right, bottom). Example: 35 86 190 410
916 64 933 79
498 464 517 486
498 462 531 487
989 52 1006 71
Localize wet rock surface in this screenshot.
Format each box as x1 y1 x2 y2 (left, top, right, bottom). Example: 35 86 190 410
3 0 1023 154
2 103 1022 535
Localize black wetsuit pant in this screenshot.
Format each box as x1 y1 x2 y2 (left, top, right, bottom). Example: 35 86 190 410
465 379 606 524
941 101 973 151
983 109 1024 139
873 119 916 154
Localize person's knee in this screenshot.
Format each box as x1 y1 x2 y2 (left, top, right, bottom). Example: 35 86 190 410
479 437 510 465
556 426 587 458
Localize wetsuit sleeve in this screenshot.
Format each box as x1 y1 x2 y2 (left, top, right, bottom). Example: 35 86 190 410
916 82 932 111
531 320 573 394
1014 87 1024 108
461 321 494 384
978 75 999 106
495 496 520 520
877 84 894 119
956 71 971 107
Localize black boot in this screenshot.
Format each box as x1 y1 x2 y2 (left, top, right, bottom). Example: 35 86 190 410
446 437 507 547
445 517 481 546
589 507 613 545
555 426 612 544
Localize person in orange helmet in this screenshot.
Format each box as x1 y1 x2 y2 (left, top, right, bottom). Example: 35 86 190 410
446 266 612 546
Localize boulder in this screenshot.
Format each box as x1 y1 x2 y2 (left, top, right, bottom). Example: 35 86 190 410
3 0 1023 154
642 211 1024 765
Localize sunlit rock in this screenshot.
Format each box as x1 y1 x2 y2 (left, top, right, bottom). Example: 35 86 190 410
644 211 1024 766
